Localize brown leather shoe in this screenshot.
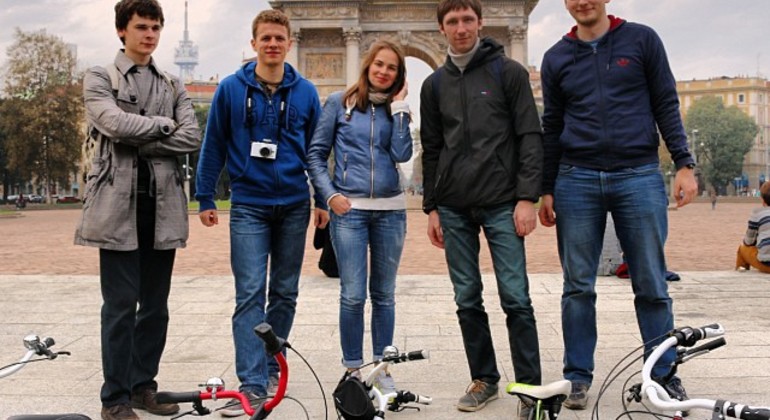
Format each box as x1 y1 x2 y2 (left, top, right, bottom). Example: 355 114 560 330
131 388 180 415
101 404 139 420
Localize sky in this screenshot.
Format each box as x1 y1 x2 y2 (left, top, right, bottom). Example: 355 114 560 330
2 0 769 84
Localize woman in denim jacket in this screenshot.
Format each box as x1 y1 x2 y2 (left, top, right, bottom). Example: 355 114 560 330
308 40 412 393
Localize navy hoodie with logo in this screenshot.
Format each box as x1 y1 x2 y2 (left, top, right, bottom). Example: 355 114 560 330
540 16 694 194
196 61 323 211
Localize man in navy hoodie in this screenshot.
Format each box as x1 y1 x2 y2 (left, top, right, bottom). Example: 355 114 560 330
195 9 328 417
538 0 697 410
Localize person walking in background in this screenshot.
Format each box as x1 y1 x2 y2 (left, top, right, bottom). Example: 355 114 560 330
710 188 718 210
538 0 698 410
308 40 412 394
736 181 770 273
194 9 328 417
419 0 543 416
75 1 202 418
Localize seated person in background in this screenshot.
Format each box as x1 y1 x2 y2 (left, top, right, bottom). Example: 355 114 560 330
736 181 770 273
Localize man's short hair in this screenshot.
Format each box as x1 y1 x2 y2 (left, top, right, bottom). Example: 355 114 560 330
761 181 770 206
436 0 483 25
115 0 165 31
252 10 291 40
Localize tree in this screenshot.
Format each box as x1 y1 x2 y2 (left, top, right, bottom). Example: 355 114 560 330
1 28 83 203
684 96 758 192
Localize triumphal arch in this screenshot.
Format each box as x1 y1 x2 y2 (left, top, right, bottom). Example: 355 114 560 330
269 0 539 99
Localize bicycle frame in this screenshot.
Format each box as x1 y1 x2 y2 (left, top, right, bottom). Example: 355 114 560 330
641 324 770 420
356 347 432 420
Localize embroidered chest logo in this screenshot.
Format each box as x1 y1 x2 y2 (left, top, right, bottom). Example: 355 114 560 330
616 58 630 67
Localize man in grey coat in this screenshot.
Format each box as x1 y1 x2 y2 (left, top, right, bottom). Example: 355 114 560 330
75 1 200 419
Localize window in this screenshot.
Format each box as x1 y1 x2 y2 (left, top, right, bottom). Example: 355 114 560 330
739 93 745 103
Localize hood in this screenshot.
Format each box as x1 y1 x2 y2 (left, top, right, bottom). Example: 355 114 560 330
446 36 506 74
565 15 625 40
234 61 303 128
235 60 302 90
563 16 626 68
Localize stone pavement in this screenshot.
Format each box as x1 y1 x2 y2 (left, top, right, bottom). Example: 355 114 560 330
2 270 770 419
2 202 770 418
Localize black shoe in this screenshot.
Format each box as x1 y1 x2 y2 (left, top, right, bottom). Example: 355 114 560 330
656 376 688 401
655 376 689 416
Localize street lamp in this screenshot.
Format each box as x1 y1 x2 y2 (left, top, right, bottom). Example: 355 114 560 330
691 129 699 164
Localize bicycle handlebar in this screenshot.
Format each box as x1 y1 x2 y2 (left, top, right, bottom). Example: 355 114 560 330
1 335 66 379
254 323 283 356
381 349 430 364
642 324 770 420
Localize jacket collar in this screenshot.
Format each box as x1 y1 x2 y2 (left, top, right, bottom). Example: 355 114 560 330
114 49 163 76
565 15 625 41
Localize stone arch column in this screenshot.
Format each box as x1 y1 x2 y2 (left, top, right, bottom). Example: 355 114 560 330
343 27 362 86
288 29 301 67
509 21 528 66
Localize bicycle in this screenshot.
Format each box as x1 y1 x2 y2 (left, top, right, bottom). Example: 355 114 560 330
157 322 328 420
1 334 91 420
333 345 432 420
506 380 572 420
637 323 770 420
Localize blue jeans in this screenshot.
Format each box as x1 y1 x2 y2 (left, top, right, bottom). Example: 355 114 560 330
554 163 674 385
330 209 406 368
438 202 541 385
229 201 309 395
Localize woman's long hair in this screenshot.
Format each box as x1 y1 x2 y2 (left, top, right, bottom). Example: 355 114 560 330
343 40 406 114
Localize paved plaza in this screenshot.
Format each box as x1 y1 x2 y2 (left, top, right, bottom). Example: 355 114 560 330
2 203 770 418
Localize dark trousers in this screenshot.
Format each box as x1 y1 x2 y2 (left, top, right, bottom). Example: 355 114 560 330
438 203 542 386
99 192 176 407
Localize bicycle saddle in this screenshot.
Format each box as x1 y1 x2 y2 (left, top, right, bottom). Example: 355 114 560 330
506 380 571 400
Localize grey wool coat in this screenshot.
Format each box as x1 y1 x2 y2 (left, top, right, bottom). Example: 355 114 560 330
75 51 201 251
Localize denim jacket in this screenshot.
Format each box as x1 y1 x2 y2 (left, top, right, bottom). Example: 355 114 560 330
307 91 412 203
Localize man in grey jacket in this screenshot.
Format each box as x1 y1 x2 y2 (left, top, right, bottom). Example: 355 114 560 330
75 1 200 419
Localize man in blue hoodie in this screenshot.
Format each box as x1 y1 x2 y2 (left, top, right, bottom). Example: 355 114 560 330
538 0 698 410
195 9 328 416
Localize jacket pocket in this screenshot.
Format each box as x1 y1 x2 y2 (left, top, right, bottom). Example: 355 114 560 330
79 166 133 244
153 159 189 246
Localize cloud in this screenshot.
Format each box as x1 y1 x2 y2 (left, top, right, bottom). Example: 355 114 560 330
1 0 769 85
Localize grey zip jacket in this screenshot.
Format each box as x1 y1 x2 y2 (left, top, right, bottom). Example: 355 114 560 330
75 50 201 251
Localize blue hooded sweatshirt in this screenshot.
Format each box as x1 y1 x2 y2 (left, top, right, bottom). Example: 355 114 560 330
195 61 323 211
540 16 694 194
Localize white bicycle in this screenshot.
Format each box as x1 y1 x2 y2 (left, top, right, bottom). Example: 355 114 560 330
334 346 432 420
640 324 770 420
1 334 91 420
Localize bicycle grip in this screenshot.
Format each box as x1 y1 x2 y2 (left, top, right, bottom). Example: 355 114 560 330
254 323 282 355
687 337 726 354
738 407 770 420
696 323 724 340
156 391 201 404
406 350 430 361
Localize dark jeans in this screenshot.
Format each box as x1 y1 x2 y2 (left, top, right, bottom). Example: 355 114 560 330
438 202 542 386
99 191 176 407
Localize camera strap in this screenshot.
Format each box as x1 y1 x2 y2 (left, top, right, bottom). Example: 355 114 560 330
245 84 287 146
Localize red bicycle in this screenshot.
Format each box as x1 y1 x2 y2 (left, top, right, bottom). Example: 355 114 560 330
156 322 323 419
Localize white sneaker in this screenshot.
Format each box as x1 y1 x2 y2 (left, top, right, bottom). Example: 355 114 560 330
267 376 280 397
219 391 264 417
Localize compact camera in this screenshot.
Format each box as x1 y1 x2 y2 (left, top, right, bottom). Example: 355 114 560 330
251 140 278 160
